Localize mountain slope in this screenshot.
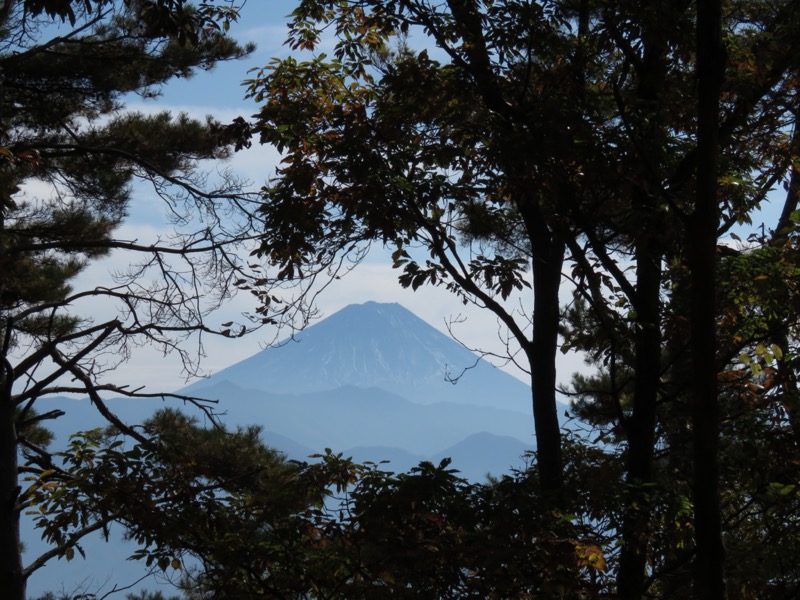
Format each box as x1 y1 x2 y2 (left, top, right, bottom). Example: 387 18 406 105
184 301 535 413
431 432 534 481
181 381 536 456
25 302 572 599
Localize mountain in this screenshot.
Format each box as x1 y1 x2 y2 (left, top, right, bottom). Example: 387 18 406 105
174 301 560 465
187 381 536 456
32 302 566 474
431 432 534 481
183 301 534 414
25 301 565 599
338 446 425 473
335 432 535 482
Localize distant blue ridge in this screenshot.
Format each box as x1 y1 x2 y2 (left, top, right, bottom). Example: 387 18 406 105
26 301 576 598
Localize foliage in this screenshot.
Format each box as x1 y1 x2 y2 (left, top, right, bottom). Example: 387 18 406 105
11 0 800 598
242 1 800 598
130 444 612 600
29 440 614 599
24 410 304 591
126 591 183 600
0 0 263 597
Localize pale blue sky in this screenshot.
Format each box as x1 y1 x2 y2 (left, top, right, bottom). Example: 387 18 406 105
70 1 556 392
79 0 784 392
156 1 298 107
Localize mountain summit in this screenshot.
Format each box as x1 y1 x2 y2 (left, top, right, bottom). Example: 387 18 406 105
185 301 533 413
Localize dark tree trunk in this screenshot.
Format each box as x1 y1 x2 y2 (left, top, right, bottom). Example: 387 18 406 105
0 365 24 600
615 20 670 590
772 116 800 442
529 239 566 496
617 236 662 600
691 0 726 597
447 0 568 500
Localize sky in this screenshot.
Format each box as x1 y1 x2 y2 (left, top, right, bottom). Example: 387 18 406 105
66 0 785 395
57 0 582 394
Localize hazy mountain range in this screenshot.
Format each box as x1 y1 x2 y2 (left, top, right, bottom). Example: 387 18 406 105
35 301 576 481
27 301 572 597
177 301 569 476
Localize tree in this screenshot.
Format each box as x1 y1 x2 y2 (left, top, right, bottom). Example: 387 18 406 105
565 229 800 598
564 2 800 596
244 1 800 597
246 0 610 501
26 408 306 600
25 407 307 600
0 1 262 598
691 0 726 595
142 444 611 600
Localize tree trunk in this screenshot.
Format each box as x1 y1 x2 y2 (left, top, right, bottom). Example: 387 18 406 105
529 238 566 496
691 0 726 597
617 236 662 600
0 364 24 600
771 109 800 443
